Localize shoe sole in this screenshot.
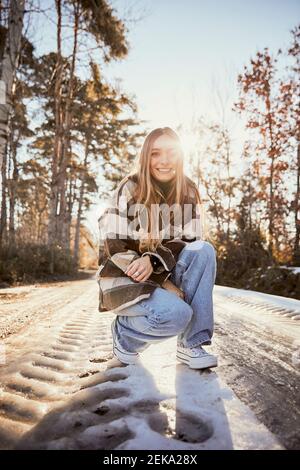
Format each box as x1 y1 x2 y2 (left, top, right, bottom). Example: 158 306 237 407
111 319 139 365
176 351 218 370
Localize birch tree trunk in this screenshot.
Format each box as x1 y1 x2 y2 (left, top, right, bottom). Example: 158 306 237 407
0 0 25 245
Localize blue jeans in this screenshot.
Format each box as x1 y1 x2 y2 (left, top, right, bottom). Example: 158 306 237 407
114 240 217 353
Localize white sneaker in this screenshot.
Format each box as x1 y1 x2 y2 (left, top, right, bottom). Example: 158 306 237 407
177 343 218 369
111 318 140 365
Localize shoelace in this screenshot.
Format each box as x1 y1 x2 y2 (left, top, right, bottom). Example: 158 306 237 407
179 345 207 356
190 346 207 356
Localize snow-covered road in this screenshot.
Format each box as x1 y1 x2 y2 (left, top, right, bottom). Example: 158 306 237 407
0 278 299 450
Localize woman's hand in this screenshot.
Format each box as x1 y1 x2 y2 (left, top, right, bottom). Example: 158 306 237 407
125 255 153 282
162 279 184 299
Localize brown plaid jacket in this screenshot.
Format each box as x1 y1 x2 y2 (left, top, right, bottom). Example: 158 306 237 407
96 172 202 313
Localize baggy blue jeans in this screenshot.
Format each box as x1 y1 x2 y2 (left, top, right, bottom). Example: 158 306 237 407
114 240 217 353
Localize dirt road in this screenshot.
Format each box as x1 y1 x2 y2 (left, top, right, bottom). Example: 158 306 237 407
0 278 299 449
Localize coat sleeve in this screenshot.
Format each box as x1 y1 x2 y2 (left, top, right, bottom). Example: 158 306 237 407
98 178 141 273
141 244 176 273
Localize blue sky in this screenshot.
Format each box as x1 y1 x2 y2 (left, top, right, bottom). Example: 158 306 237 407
104 0 299 130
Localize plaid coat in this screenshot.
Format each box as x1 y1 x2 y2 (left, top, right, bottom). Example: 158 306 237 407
96 172 202 313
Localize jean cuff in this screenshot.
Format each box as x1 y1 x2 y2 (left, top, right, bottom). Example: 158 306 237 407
178 331 212 348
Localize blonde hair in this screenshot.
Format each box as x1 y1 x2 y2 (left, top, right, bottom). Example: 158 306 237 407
128 127 202 252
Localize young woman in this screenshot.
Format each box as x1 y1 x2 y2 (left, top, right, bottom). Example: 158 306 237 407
97 127 217 369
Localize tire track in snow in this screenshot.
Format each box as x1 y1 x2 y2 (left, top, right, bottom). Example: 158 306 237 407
0 279 97 339
226 294 300 321
0 279 221 450
212 286 300 450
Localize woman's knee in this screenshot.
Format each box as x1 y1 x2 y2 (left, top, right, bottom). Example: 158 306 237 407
191 240 216 260
138 288 193 333
161 300 193 332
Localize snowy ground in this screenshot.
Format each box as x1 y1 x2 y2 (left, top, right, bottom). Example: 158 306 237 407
279 265 300 274
0 277 299 450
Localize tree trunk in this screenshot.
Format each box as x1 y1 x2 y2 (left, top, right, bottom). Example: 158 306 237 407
0 142 7 245
0 0 25 246
8 142 18 247
48 0 63 253
266 92 276 263
293 141 300 265
58 2 79 250
74 141 88 267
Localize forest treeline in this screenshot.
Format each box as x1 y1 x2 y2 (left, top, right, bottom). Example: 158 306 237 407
0 1 299 298
187 24 300 298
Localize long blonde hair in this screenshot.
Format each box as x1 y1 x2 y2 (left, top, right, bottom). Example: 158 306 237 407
128 127 202 252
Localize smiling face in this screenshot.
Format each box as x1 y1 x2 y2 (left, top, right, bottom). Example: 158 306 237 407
149 134 180 183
